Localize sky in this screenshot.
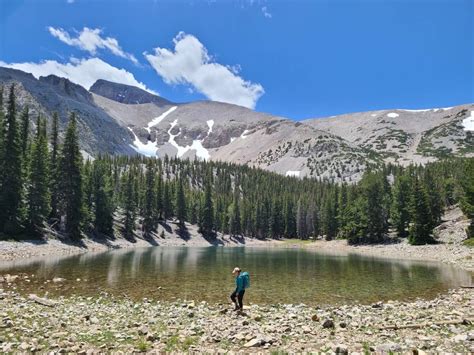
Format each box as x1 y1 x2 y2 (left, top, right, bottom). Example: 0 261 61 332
0 0 472 119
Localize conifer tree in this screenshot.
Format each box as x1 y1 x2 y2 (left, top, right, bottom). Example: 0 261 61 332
391 174 411 238
283 198 296 238
460 159 474 238
49 112 60 220
0 85 5 181
162 181 172 219
0 85 23 234
92 160 114 235
408 177 434 245
175 176 186 225
27 115 50 233
155 173 163 219
229 185 241 236
199 176 214 236
19 106 29 161
143 160 156 234
123 169 136 238
59 112 83 239
296 198 306 239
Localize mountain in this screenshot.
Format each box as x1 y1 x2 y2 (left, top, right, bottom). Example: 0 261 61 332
1 66 472 182
304 105 474 165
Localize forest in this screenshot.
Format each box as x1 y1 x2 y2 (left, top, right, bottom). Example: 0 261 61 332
0 85 473 245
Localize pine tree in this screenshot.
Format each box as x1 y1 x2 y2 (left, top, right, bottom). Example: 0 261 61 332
19 106 29 161
155 173 163 219
123 169 136 238
423 168 444 227
175 176 187 226
391 174 411 238
0 84 24 234
296 198 306 239
283 197 296 238
162 181 172 219
27 115 50 233
229 185 241 236
408 177 434 245
142 160 156 234
49 112 60 220
59 112 83 239
92 160 114 235
460 159 474 238
0 85 5 182
199 176 214 236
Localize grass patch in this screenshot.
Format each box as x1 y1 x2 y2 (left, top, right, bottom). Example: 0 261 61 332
463 238 474 247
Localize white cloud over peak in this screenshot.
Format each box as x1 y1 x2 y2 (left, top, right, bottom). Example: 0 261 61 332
144 32 264 109
0 58 154 93
48 27 138 64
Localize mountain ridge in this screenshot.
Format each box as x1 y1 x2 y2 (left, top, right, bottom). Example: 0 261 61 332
0 66 472 181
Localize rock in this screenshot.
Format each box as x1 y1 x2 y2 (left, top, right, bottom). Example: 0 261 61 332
53 277 66 283
302 325 311 334
311 314 319 322
339 321 347 328
28 294 58 307
334 344 349 354
467 333 474 341
242 320 249 326
138 325 149 335
376 342 402 353
253 315 262 321
371 301 383 309
187 311 194 318
453 334 468 342
244 338 262 348
90 317 99 324
322 319 335 329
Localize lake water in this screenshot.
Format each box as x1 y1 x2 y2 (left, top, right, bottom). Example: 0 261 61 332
0 246 471 305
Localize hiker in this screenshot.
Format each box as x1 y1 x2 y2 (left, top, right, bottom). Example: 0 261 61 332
230 267 250 311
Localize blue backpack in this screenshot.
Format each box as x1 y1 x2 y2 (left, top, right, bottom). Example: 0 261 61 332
241 272 250 289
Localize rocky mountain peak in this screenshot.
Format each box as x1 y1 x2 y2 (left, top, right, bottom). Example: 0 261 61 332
90 79 172 106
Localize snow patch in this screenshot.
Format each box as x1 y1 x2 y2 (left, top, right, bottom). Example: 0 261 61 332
462 111 474 131
240 129 249 139
370 114 377 117
387 112 399 118
206 119 214 133
286 171 300 177
128 127 158 157
230 137 236 143
167 119 211 160
145 106 178 133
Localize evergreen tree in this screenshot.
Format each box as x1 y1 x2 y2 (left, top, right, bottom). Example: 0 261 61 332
408 177 434 245
199 176 214 236
0 85 5 181
423 168 444 227
229 185 241 236
460 159 474 238
155 173 163 219
27 116 50 233
175 176 187 225
162 181 172 219
123 169 136 238
0 85 23 234
19 106 29 161
142 160 156 234
92 160 114 235
296 198 306 239
283 198 296 238
59 112 83 239
391 174 411 238
49 112 60 220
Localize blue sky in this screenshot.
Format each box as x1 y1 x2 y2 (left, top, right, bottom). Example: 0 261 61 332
0 0 472 119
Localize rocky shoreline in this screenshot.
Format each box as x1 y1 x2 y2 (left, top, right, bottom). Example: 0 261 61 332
0 285 472 353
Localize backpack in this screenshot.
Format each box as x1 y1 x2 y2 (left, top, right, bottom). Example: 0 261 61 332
241 272 250 289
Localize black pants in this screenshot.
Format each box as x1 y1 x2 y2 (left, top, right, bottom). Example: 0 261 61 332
230 290 245 309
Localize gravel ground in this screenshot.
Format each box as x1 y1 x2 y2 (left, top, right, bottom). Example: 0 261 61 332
0 284 472 353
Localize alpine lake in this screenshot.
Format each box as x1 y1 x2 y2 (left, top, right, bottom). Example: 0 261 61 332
0 246 471 306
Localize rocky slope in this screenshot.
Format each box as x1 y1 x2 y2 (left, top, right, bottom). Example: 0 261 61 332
1 66 472 181
305 105 474 165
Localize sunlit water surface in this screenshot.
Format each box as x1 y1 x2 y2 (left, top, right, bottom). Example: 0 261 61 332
0 246 471 305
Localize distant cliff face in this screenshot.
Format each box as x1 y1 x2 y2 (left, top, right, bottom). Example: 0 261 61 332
90 79 172 106
1 66 472 182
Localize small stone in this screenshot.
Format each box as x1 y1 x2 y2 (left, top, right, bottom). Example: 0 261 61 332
253 315 262 321
322 319 335 329
302 325 311 334
453 334 467 342
311 314 319 322
52 277 65 283
242 320 249 326
90 317 99 324
376 342 402 352
138 325 149 335
334 344 348 355
244 338 262 348
339 321 347 328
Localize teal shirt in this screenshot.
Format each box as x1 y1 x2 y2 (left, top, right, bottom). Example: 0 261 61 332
235 274 245 293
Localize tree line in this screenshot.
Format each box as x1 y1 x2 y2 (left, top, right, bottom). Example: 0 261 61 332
0 84 472 245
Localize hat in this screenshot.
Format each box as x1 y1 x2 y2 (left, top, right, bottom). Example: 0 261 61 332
232 267 241 274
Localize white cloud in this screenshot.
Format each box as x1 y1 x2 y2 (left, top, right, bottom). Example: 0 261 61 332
0 57 155 93
66 0 75 3
144 32 264 109
261 6 272 18
48 27 138 64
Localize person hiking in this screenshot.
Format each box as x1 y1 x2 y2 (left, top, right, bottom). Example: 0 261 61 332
230 267 249 311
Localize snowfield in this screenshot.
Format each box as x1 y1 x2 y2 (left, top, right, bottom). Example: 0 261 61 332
145 106 177 133
462 111 474 131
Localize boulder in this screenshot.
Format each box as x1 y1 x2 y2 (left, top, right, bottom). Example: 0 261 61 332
334 344 349 355
322 319 335 329
244 338 262 348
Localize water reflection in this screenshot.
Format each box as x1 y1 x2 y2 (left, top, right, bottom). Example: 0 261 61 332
0 246 471 305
